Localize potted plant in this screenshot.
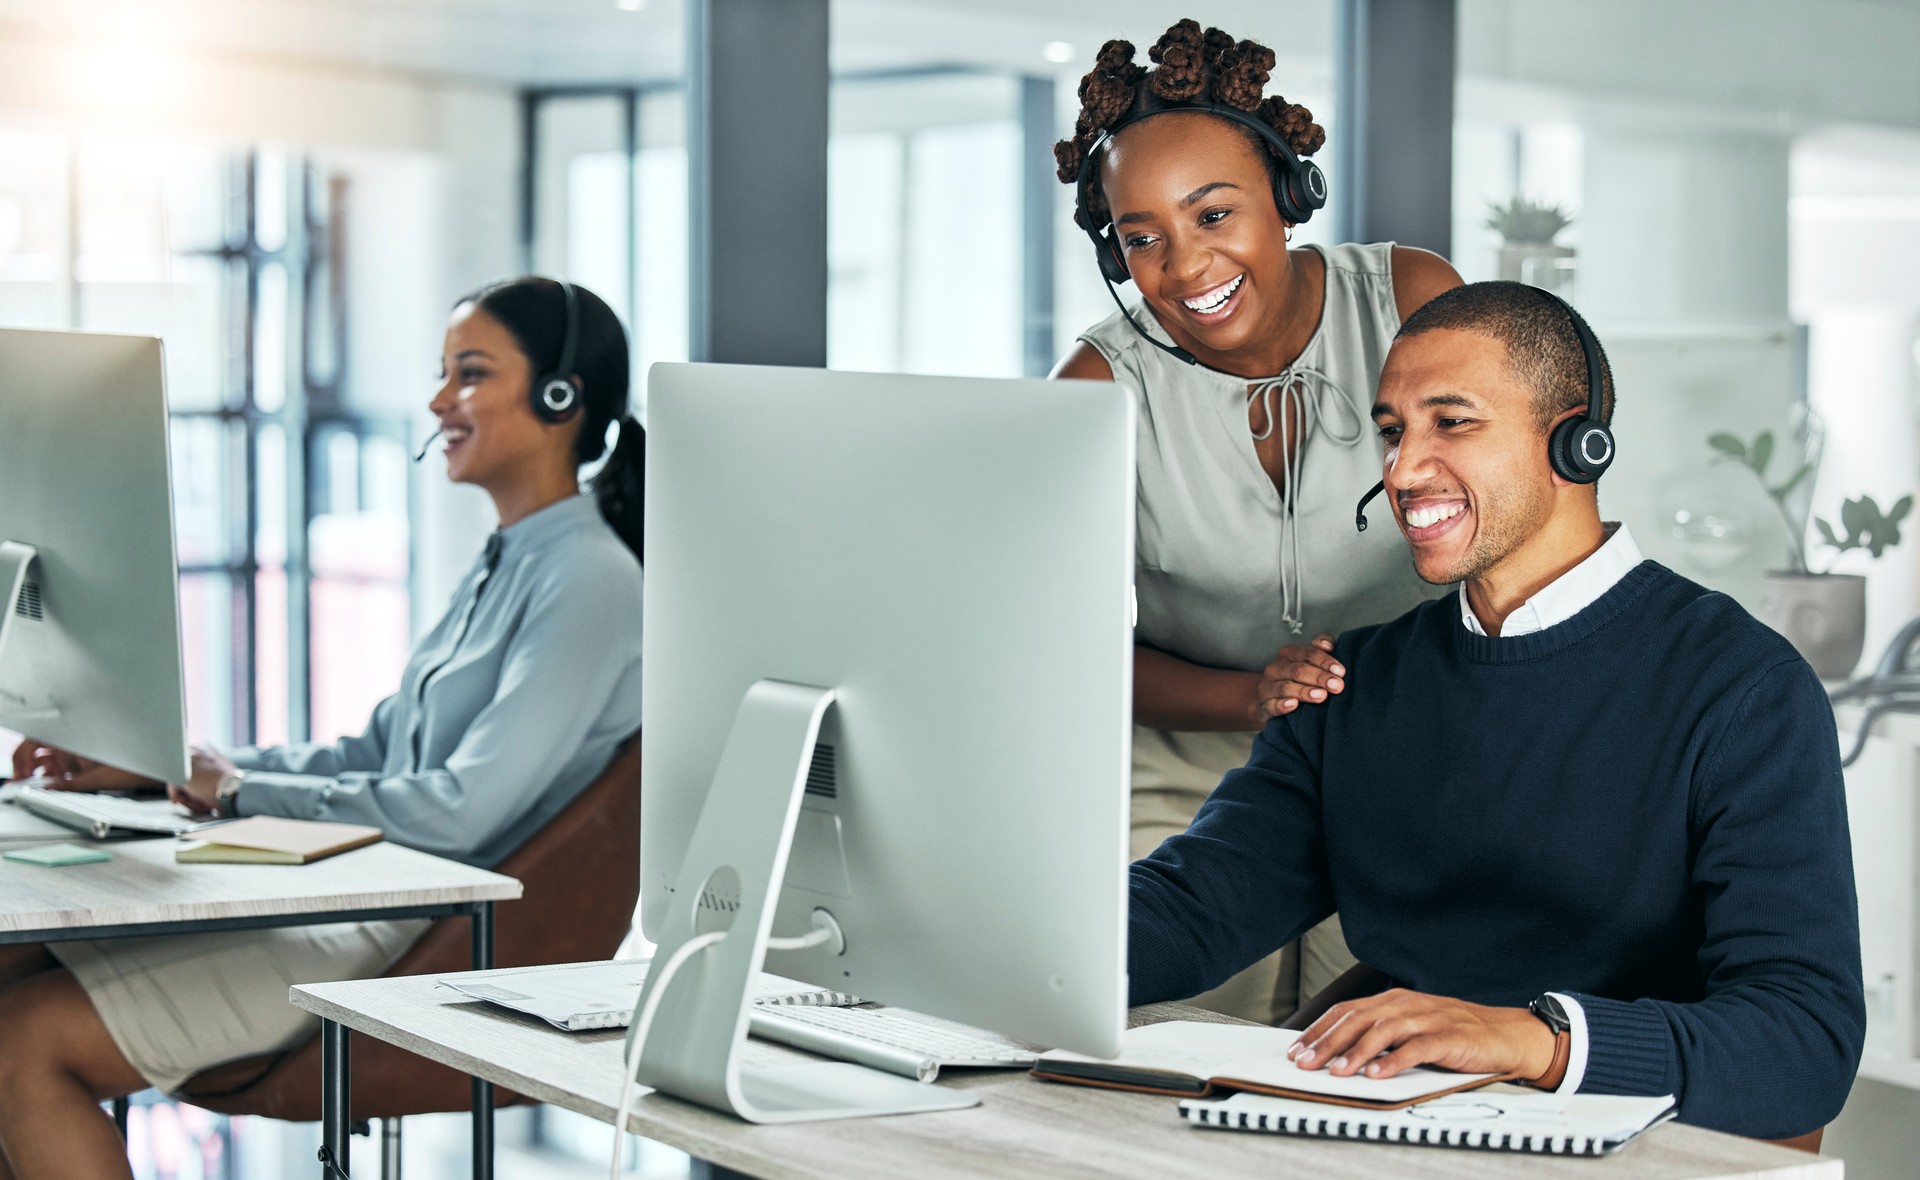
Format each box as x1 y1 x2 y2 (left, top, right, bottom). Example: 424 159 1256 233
1485 196 1576 294
1709 429 1912 679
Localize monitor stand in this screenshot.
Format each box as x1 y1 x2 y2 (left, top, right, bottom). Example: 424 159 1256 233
628 678 980 1123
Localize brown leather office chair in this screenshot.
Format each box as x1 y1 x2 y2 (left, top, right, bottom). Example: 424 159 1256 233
176 736 642 1170
1281 962 1825 1155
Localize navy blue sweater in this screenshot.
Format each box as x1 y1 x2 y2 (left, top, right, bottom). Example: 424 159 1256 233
1129 562 1864 1139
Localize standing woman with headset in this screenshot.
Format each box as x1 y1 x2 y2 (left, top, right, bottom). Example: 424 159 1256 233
1051 21 1462 1025
0 277 644 1180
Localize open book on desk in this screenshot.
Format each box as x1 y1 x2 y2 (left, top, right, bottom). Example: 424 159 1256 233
1031 1020 1508 1110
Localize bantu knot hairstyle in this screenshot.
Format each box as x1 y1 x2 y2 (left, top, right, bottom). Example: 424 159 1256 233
1053 19 1326 230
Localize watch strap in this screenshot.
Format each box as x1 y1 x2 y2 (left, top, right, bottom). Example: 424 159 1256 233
1528 1028 1572 1090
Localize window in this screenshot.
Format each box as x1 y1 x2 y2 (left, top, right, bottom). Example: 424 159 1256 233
0 134 412 748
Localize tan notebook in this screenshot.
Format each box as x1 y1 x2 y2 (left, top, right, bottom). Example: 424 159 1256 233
175 817 383 865
1031 1020 1510 1110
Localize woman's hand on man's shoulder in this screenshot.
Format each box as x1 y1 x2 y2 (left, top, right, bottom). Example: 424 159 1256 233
1253 633 1347 721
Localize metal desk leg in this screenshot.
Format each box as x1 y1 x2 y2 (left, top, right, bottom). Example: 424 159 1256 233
471 901 495 1180
320 1018 351 1179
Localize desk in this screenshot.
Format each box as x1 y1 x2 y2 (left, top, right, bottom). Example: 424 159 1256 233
0 837 520 1176
292 966 1837 1180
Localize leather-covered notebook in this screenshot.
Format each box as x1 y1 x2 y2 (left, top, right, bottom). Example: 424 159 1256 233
175 816 382 865
1031 1020 1509 1110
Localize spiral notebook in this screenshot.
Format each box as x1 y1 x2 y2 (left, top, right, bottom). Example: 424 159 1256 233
1181 1089 1676 1156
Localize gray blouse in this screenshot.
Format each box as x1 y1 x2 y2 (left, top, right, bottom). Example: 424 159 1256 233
226 494 644 868
1081 241 1440 675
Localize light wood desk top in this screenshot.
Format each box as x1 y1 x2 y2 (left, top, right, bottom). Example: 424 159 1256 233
292 967 1838 1180
0 838 520 940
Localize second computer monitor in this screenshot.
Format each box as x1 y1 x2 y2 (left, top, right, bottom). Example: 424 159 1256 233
0 328 190 786
641 362 1134 1059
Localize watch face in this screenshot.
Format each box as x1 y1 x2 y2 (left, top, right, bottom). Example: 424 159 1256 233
1531 994 1570 1032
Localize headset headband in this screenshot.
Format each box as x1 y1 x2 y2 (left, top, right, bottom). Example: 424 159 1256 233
535 277 582 420
552 277 579 389
1073 100 1321 231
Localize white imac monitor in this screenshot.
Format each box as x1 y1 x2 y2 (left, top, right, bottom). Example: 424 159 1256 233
0 328 190 785
634 362 1133 1123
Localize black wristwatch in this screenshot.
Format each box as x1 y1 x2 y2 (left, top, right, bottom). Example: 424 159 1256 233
1529 993 1571 1035
1526 993 1573 1088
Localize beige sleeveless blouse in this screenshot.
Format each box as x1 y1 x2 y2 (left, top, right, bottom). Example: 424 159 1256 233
1081 241 1440 675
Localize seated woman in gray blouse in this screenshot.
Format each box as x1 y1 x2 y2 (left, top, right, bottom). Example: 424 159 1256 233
0 276 644 1180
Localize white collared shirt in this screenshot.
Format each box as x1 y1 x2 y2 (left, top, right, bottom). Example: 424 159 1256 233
1454 522 1642 1095
1459 524 1643 638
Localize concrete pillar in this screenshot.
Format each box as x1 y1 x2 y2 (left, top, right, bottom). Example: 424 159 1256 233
687 0 829 366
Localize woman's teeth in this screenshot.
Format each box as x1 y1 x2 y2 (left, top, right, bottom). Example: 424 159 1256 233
1405 502 1465 529
1183 274 1244 314
444 427 472 445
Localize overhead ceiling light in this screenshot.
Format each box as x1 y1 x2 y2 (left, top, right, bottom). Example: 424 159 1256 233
1043 41 1076 64
615 0 646 10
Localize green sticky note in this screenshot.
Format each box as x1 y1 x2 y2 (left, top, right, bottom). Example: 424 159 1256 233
5 842 112 867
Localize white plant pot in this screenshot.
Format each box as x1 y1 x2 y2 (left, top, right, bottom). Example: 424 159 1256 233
1495 243 1576 293
1759 572 1867 680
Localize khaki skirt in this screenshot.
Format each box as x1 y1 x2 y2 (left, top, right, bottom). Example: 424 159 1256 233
50 918 428 1093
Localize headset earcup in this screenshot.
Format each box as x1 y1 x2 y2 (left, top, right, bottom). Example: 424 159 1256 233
1096 226 1130 285
1273 159 1328 226
534 375 581 424
1548 416 1584 482
1549 416 1610 484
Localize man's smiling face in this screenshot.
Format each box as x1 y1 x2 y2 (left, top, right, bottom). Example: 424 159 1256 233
1371 328 1562 586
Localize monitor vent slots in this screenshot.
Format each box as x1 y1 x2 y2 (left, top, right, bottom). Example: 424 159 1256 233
699 883 741 914
804 743 838 799
13 581 42 621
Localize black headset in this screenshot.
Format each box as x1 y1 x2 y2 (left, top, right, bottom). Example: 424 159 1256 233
1075 101 1329 367
1354 288 1614 532
1545 293 1615 485
531 277 582 424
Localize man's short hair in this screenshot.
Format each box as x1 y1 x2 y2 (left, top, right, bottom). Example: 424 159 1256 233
1395 281 1614 431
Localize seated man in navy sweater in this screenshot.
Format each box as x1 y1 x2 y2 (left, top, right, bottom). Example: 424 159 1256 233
1129 280 1864 1141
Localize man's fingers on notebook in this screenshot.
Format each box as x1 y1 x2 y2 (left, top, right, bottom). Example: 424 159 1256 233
1361 1035 1447 1079
1293 988 1432 1069
1325 1015 1426 1077
1292 1003 1373 1068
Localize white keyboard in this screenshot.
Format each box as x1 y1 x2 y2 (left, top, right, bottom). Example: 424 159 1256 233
15 786 198 839
749 1003 1037 1082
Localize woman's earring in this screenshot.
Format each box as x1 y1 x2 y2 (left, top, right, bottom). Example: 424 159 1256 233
1285 225 1295 244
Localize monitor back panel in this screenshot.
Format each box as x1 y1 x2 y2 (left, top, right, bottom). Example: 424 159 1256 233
0 329 189 785
641 362 1133 1056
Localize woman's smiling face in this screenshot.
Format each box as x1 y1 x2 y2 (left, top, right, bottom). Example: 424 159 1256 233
430 303 556 492
1098 111 1292 361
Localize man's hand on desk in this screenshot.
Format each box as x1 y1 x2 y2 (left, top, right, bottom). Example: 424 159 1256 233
1288 988 1563 1087
8 738 159 792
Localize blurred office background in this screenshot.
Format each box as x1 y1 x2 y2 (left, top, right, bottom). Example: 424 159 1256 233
2 0 1918 1175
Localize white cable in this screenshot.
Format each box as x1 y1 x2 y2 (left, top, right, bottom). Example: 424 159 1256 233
604 920 828 1177
608 929 725 1180
765 922 834 952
